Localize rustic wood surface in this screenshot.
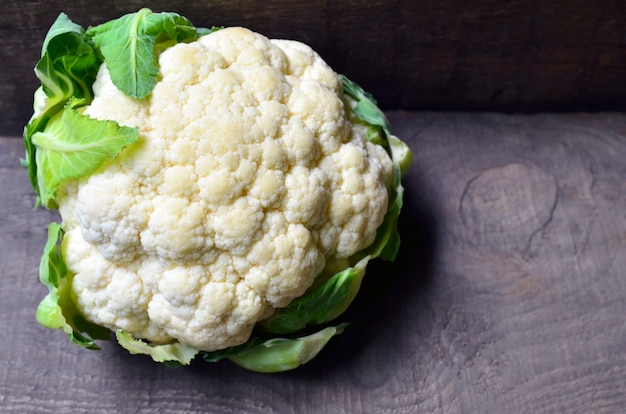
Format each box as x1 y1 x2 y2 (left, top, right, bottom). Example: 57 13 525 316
1 112 624 413
2 0 626 135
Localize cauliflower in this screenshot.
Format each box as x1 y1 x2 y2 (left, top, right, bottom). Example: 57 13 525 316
24 9 411 372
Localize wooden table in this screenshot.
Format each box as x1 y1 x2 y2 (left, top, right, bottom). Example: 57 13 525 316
1 112 624 413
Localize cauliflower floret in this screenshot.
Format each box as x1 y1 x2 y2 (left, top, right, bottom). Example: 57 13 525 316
59 27 393 352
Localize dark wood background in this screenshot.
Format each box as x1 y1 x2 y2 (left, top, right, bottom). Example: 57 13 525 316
1 112 625 413
2 0 626 135
1 1 625 413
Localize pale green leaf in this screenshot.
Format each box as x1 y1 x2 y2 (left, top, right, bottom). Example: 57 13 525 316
116 330 199 365
225 325 348 373
36 222 110 349
31 98 137 207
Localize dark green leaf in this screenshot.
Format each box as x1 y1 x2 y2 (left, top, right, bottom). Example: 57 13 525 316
339 75 412 262
262 257 370 334
339 74 392 134
202 337 268 363
196 26 224 37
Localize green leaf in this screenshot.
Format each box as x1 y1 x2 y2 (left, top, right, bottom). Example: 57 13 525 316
262 257 370 334
37 16 100 102
86 8 202 98
115 330 199 365
339 74 392 133
389 133 413 178
31 98 138 207
256 77 412 340
195 26 225 37
373 134 412 261
366 178 404 261
36 222 110 349
25 10 206 205
204 324 348 373
23 13 102 204
201 336 268 363
40 13 84 57
356 135 410 262
339 74 412 262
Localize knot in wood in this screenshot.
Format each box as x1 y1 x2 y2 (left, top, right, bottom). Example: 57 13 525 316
460 162 558 235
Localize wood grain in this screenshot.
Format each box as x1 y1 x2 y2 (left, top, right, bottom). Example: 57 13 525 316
1 112 624 413
2 0 626 135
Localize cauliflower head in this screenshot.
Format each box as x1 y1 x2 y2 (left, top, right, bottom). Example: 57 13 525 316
57 27 393 352
26 10 411 371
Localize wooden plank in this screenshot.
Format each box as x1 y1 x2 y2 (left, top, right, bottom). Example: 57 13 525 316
2 0 626 135
1 112 625 413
